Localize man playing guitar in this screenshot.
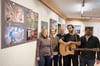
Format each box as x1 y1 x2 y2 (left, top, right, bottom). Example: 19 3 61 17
59 24 80 66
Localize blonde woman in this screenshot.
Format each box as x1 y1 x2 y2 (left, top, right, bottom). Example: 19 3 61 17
36 29 53 66
50 28 59 66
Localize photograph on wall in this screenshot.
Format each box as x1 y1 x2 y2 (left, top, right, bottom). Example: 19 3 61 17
4 26 25 47
41 21 48 31
74 25 81 34
58 24 66 33
50 19 58 31
58 24 61 33
26 27 38 41
26 9 38 41
26 10 38 25
5 0 24 23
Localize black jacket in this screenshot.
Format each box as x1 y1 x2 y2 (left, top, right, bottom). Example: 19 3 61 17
80 36 100 60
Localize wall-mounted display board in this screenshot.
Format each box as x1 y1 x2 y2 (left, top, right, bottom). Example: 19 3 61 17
1 0 38 48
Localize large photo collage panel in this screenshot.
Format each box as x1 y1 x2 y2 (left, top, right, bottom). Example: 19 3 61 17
1 0 38 48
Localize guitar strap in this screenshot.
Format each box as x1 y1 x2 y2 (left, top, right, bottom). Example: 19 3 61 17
74 34 78 54
74 34 78 42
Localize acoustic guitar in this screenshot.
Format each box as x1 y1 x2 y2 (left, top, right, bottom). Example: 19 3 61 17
59 43 76 56
59 43 100 56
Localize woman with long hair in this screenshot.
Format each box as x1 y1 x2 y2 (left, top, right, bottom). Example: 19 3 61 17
36 29 53 66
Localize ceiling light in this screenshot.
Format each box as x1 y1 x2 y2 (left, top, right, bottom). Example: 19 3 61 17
81 6 84 15
81 0 85 16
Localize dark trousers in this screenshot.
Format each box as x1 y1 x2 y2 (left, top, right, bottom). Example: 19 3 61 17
80 57 95 66
59 55 63 66
38 56 51 66
64 55 78 66
50 55 59 66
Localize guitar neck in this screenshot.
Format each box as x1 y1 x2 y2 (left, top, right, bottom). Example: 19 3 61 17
71 48 100 51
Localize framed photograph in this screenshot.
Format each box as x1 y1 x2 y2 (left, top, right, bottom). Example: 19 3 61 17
5 0 24 23
26 9 38 41
4 26 25 46
74 25 81 34
41 21 48 31
50 19 57 32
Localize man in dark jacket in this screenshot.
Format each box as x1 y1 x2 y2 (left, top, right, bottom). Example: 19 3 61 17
80 27 100 66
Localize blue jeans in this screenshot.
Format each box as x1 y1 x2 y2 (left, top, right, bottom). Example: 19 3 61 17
38 56 51 66
80 57 95 66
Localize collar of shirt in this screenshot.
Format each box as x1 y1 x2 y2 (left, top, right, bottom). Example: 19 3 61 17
85 36 91 41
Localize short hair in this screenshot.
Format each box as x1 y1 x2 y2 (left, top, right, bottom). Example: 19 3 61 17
85 27 93 31
67 24 74 28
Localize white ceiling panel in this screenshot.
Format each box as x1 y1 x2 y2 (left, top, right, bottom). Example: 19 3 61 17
51 0 100 18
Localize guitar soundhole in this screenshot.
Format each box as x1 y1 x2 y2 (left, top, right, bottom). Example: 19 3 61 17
69 47 72 51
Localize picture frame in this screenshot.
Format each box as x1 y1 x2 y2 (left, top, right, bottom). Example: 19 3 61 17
41 21 48 31
74 25 81 34
49 19 57 32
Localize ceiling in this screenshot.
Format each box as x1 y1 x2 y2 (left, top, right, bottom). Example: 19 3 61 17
40 0 100 21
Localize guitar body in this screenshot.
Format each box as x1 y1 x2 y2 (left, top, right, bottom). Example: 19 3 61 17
59 44 76 56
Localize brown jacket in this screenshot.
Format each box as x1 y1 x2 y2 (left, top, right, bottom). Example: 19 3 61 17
50 36 59 52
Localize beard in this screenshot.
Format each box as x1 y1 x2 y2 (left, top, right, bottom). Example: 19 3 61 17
69 30 73 33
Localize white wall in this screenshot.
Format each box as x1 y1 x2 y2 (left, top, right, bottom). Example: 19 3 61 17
0 0 65 66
